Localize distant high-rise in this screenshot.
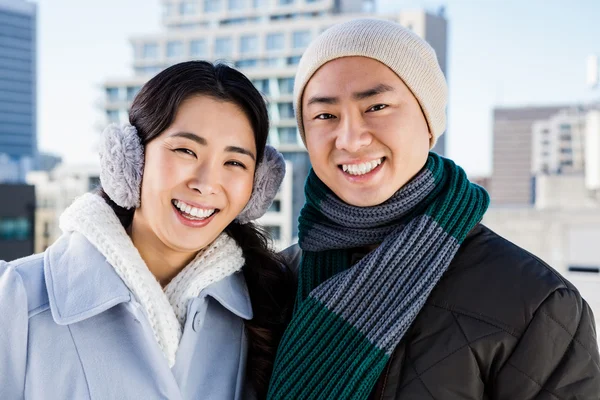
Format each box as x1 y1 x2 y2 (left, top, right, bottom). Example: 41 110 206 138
0 0 37 183
102 0 448 244
491 106 567 206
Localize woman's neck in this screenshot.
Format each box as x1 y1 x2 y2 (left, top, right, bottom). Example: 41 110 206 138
128 213 196 287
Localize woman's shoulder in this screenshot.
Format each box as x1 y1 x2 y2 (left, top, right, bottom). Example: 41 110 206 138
1 251 49 320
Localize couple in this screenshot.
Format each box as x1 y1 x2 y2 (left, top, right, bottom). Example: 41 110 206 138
1 19 599 399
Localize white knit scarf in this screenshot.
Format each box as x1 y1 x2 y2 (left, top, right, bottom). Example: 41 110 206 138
59 193 246 367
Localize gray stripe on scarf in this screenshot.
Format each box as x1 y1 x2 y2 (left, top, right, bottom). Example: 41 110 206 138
301 168 436 252
310 216 459 355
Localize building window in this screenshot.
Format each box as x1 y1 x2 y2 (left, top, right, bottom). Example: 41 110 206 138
268 200 281 212
278 102 294 119
228 0 245 10
252 0 267 7
287 56 301 65
180 1 197 15
190 39 207 57
560 147 573 154
292 30 311 49
126 86 140 101
266 33 285 51
279 127 298 144
106 87 120 102
204 0 221 12
278 0 294 5
142 43 159 59
265 225 281 240
215 37 233 56
162 3 173 17
568 265 600 273
0 217 31 240
166 41 184 58
278 78 294 94
559 123 571 131
106 110 120 123
252 79 269 95
235 59 258 68
240 35 258 54
264 57 285 67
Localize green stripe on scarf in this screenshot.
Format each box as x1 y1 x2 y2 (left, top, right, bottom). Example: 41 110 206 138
268 153 489 399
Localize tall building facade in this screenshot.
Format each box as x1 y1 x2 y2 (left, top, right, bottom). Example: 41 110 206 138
531 106 586 176
102 0 448 243
491 106 567 206
0 0 37 183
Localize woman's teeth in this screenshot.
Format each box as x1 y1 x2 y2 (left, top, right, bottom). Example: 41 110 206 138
342 158 383 176
173 200 216 219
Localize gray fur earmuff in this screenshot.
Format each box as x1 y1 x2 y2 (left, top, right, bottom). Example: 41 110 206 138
236 145 286 224
99 123 144 209
99 123 286 223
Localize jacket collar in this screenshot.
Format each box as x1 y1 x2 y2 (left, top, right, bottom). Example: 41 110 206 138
44 231 253 325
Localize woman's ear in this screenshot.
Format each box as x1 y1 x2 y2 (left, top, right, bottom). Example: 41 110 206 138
235 145 286 224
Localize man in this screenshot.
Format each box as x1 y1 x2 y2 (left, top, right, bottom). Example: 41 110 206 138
267 18 600 399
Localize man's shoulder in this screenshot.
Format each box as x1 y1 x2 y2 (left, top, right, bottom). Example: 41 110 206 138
430 224 581 334
279 243 301 277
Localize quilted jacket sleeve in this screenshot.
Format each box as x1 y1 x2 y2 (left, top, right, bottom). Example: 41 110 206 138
493 288 600 399
0 261 28 399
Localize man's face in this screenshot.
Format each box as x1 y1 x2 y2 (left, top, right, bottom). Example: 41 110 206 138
302 56 432 207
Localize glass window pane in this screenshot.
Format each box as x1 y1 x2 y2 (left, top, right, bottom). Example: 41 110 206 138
266 33 285 51
167 41 184 58
235 59 258 68
292 30 311 48
252 79 269 95
190 39 207 57
204 0 221 12
278 102 294 119
126 86 141 101
228 0 245 10
142 43 159 59
278 78 294 94
180 1 197 15
279 127 298 144
240 35 258 54
215 37 233 56
106 87 120 102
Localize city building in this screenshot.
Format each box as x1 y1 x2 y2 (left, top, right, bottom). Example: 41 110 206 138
101 0 449 242
491 105 567 206
0 0 37 183
0 183 35 261
531 106 586 176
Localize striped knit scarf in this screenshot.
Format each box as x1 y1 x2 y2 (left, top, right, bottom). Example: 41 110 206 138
267 153 489 399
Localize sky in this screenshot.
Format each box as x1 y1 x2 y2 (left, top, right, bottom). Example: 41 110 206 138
32 0 600 176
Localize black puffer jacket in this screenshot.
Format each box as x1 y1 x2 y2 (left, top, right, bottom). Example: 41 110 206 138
282 225 600 399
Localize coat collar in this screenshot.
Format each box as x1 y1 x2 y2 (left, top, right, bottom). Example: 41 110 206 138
44 231 252 325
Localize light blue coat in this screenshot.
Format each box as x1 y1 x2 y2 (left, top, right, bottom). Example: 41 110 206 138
0 231 253 399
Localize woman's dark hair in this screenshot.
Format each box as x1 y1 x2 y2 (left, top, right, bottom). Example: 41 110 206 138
98 61 294 397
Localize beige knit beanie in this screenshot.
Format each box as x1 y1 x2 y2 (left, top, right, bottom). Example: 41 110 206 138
294 18 448 149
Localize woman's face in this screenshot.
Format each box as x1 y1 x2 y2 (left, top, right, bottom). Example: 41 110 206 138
133 95 256 259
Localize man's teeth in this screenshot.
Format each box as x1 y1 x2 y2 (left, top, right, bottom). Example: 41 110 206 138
342 158 383 175
174 200 215 218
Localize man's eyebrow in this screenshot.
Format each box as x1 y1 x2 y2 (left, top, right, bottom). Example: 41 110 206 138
352 84 395 100
170 132 207 145
225 145 255 161
306 84 395 106
306 95 339 106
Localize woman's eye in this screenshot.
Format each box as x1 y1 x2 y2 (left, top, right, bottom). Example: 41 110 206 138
175 148 196 157
368 104 388 112
316 113 335 120
226 160 247 169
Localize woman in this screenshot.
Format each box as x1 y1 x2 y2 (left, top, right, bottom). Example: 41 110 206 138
0 61 293 399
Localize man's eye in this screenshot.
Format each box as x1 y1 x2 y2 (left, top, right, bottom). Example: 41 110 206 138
316 113 335 120
368 104 388 112
175 148 196 157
